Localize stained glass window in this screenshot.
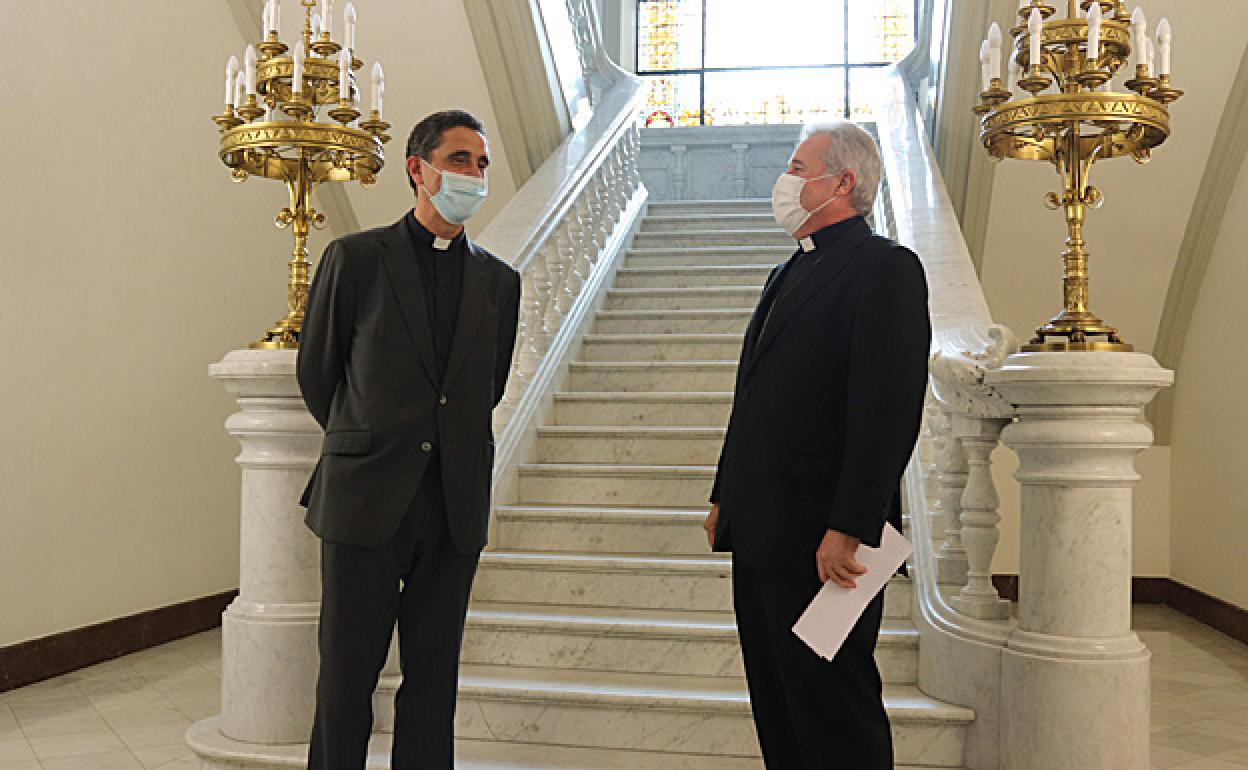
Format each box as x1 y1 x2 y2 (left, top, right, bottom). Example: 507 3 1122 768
636 0 916 126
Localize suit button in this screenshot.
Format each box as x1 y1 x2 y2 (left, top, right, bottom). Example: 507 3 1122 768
421 441 434 452
439 395 448 405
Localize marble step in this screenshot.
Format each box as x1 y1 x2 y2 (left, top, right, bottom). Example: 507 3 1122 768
535 425 725 464
516 462 714 507
474 550 732 611
626 246 788 268
647 199 773 217
604 286 762 311
191 725 959 770
493 504 712 555
551 392 734 426
578 334 743 363
565 362 738 392
453 666 972 766
474 549 911 616
460 602 920 685
613 265 774 288
632 229 793 249
593 309 753 334
640 213 782 233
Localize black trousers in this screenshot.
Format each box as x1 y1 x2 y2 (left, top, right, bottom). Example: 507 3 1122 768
732 556 892 770
307 461 480 770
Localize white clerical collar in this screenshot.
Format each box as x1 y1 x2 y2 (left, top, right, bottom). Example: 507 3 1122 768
799 236 816 253
432 236 453 251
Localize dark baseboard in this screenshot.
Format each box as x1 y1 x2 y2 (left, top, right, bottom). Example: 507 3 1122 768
1166 580 1248 647
992 574 1246 646
0 590 237 694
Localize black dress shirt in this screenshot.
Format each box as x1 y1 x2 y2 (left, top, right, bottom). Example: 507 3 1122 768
404 211 464 383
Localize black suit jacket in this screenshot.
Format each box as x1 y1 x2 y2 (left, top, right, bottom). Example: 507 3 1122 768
710 217 930 575
296 216 521 553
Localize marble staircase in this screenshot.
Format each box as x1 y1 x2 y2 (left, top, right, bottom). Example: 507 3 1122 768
447 199 975 769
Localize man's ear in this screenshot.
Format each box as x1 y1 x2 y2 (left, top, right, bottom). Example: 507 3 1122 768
407 156 432 195
840 169 858 197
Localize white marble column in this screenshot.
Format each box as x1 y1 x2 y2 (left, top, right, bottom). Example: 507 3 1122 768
201 349 323 746
987 351 1172 770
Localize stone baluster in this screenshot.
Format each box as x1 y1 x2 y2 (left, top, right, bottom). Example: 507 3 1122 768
576 194 603 266
526 253 553 356
559 214 587 300
588 173 611 252
921 400 944 506
988 351 1172 770
669 143 687 201
934 407 969 586
949 414 1011 620
542 239 569 335
605 149 625 223
626 123 644 194
731 143 749 198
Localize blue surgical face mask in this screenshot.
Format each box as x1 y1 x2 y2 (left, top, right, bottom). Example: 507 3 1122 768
421 160 488 224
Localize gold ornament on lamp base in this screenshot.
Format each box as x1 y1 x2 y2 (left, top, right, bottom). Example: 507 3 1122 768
974 0 1182 352
212 0 388 349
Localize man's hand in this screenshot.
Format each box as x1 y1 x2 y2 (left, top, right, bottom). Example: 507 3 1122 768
817 529 867 588
704 504 720 549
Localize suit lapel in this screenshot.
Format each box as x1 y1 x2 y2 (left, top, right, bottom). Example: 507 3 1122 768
737 261 791 385
378 218 439 386
441 241 490 393
743 219 872 381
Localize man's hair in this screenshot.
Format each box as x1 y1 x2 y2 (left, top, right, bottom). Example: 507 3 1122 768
405 110 485 193
800 121 881 218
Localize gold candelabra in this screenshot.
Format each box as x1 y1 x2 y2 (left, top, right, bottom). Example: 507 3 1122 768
212 0 389 349
974 0 1182 352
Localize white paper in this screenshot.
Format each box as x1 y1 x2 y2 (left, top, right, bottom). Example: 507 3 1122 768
792 524 913 661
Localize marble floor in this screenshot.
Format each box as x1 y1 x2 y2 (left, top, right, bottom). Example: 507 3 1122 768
0 605 1244 769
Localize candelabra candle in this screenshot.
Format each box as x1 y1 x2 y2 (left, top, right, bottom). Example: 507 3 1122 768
1157 18 1172 76
371 61 383 115
224 55 239 106
292 41 305 96
211 0 389 349
344 2 356 52
1130 7 1146 70
975 0 1181 352
1087 3 1101 66
245 45 257 95
1028 8 1042 73
987 22 1002 82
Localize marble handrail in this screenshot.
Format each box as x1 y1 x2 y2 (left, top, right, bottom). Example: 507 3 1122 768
875 69 1017 636
473 70 648 541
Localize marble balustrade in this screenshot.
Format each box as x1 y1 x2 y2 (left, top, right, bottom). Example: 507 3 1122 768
876 60 1170 769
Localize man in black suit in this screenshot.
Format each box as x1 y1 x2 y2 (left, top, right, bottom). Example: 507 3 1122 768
296 110 521 770
704 122 931 769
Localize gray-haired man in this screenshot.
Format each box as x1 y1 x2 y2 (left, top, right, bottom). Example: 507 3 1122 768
705 122 931 768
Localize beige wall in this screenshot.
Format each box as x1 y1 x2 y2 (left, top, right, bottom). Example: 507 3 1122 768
975 1 1247 595
0 0 515 647
1168 156 1248 609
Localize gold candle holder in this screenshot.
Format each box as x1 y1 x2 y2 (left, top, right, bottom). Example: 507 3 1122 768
975 0 1181 351
212 0 388 350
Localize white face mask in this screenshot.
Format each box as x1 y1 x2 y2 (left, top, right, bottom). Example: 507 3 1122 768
771 172 839 237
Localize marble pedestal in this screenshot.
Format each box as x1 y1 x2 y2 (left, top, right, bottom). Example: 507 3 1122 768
189 350 323 764
986 352 1172 770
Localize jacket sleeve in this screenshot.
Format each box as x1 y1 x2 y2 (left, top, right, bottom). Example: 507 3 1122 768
826 246 931 547
493 268 522 408
709 264 782 504
296 240 356 429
